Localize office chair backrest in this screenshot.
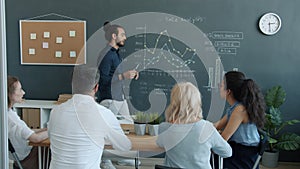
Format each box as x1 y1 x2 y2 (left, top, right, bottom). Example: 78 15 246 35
8 139 16 153
252 129 269 169
8 139 24 169
258 129 269 156
211 152 223 169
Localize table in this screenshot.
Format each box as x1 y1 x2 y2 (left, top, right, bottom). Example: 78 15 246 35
29 134 164 169
30 134 163 151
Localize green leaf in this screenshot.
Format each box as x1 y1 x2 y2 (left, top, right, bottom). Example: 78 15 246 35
275 133 300 151
269 137 278 144
284 119 300 125
265 86 286 108
134 111 148 123
269 107 282 126
148 112 163 124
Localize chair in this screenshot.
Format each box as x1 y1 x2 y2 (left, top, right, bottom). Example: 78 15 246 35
8 139 23 169
211 129 268 169
252 129 269 169
211 152 223 169
154 164 183 169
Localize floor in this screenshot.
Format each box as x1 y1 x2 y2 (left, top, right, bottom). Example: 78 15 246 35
9 158 300 169
260 162 300 169
113 158 300 169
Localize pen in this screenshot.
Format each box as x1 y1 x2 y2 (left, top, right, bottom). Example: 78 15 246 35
134 64 139 79
135 64 140 70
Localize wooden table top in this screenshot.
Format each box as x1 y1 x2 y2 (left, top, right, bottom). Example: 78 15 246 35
29 133 164 152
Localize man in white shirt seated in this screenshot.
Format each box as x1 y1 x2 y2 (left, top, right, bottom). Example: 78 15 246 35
48 66 132 169
100 99 141 169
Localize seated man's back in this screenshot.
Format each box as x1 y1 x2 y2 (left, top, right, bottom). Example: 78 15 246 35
48 94 131 169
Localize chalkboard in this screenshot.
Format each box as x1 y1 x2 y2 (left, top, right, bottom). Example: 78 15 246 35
6 0 300 161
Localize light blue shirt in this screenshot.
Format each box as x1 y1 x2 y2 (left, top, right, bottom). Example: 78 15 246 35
227 102 260 146
157 119 232 169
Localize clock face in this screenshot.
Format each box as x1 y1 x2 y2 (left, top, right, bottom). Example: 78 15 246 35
259 13 282 35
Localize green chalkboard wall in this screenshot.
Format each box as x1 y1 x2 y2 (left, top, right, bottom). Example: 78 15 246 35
6 0 300 161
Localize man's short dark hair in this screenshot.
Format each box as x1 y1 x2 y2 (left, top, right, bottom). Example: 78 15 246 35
103 21 124 41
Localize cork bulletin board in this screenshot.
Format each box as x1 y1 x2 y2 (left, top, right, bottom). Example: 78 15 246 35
19 20 86 65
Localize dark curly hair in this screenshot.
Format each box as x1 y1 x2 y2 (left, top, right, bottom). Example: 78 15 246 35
225 71 266 128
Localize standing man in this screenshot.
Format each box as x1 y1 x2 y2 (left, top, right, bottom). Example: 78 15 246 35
48 67 131 169
97 22 139 168
97 21 139 117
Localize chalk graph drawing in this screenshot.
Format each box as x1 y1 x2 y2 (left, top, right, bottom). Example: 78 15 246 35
130 25 224 92
133 26 197 69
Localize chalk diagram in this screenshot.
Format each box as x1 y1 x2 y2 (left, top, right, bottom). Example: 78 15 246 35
129 25 224 92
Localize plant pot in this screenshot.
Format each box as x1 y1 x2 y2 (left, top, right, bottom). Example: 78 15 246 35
148 124 159 136
134 123 146 136
262 151 279 168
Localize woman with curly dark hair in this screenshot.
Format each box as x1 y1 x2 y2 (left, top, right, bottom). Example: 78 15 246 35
214 71 266 169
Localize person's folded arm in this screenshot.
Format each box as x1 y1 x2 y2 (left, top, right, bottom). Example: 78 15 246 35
28 130 48 143
32 128 47 133
103 109 132 151
211 129 232 158
221 106 245 141
214 115 228 131
107 128 132 151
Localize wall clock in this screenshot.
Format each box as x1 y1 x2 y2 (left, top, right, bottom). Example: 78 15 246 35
259 13 282 35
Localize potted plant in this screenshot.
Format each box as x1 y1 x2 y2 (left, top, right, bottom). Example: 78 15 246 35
133 111 148 136
147 112 163 136
262 85 300 168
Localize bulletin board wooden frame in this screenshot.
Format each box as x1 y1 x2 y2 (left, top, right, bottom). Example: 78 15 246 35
19 20 86 65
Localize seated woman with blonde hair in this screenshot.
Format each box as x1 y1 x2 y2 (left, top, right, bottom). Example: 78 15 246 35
157 82 232 169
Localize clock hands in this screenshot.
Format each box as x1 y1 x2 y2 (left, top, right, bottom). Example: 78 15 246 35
268 22 271 32
268 22 276 32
